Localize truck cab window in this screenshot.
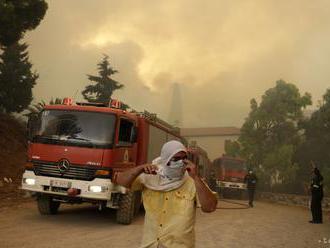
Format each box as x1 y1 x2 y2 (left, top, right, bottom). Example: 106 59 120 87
118 119 134 145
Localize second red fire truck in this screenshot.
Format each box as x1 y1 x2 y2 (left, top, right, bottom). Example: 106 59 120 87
213 156 247 198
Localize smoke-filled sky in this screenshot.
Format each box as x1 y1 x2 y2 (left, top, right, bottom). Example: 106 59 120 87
25 0 330 127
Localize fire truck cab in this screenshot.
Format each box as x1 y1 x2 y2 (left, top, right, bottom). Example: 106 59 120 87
22 99 183 224
213 156 247 198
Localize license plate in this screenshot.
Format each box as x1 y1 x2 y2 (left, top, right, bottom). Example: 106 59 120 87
50 179 71 188
229 184 239 188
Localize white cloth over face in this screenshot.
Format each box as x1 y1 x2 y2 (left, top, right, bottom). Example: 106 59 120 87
140 140 189 192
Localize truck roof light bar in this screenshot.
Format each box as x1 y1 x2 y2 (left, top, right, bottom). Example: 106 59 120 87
76 102 107 107
62 97 74 105
109 99 122 109
76 99 123 109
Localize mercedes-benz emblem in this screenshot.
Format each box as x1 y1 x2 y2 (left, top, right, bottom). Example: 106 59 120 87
57 159 70 173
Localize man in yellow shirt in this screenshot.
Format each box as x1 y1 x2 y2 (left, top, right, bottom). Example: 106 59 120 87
116 140 217 248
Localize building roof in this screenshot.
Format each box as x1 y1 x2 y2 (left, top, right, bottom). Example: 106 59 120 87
180 127 240 137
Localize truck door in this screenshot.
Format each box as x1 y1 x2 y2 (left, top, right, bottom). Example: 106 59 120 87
113 118 138 169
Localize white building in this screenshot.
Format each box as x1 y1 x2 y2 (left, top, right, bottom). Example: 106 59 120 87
180 127 240 161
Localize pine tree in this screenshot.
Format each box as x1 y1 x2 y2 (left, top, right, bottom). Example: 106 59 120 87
82 55 124 104
0 0 48 46
0 42 38 113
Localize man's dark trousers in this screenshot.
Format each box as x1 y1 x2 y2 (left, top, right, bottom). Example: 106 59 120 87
248 188 255 207
311 194 323 223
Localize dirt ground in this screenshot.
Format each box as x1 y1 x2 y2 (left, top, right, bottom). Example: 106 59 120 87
0 199 329 248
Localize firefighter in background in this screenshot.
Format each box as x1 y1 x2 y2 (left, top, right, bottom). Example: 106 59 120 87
244 169 258 207
309 164 324 224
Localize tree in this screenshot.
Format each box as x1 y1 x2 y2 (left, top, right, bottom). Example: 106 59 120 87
295 89 330 194
239 80 312 192
0 0 48 46
224 140 241 158
0 0 47 114
0 42 38 113
262 144 299 192
82 55 124 104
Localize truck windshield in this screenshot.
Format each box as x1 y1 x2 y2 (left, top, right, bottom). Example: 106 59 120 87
33 110 116 148
223 160 246 172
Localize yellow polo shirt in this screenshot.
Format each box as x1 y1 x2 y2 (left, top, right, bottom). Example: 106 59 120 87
132 176 197 248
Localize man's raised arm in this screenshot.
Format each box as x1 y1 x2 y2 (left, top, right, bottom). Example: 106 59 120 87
185 160 218 213
114 164 158 188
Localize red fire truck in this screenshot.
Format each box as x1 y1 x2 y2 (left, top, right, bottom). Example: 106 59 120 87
22 99 184 224
213 156 247 198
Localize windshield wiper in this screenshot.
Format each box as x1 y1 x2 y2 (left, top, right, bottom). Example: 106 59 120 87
66 136 95 147
34 135 98 148
34 135 59 140
66 136 89 141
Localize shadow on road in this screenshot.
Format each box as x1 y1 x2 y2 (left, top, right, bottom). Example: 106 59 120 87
23 203 145 227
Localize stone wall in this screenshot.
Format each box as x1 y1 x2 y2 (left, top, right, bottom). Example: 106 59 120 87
257 192 330 211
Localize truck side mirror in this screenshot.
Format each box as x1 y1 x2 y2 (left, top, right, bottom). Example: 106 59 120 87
130 126 138 143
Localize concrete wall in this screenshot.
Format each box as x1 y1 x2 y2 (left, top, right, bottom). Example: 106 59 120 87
257 192 330 211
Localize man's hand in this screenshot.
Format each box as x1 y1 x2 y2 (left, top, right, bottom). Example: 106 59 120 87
184 159 198 179
141 164 158 175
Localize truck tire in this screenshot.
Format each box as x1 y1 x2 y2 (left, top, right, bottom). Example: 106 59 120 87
37 195 60 215
222 189 229 199
116 192 135 225
239 190 245 200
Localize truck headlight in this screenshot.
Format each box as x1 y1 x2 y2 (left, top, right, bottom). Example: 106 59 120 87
24 178 36 185
88 185 107 193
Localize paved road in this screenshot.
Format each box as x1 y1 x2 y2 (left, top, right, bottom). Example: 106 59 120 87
0 200 329 248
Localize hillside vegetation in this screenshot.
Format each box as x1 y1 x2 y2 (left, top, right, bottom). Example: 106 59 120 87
0 113 27 203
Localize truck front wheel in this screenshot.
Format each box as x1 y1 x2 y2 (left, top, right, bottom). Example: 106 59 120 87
116 192 135 225
37 195 60 215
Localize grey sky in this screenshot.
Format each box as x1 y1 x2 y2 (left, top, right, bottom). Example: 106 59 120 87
24 0 330 127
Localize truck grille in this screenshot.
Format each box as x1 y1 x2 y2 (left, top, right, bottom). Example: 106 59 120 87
224 176 244 183
33 161 97 181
